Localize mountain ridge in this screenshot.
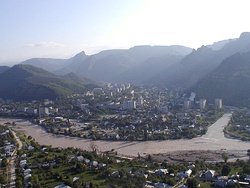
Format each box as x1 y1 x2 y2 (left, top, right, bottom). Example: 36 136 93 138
0 64 97 101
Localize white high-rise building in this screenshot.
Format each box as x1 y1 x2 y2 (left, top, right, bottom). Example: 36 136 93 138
200 99 206 110
184 100 191 110
138 96 144 106
215 98 222 109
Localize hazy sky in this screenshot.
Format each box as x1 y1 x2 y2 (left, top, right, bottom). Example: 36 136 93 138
1 0 250 64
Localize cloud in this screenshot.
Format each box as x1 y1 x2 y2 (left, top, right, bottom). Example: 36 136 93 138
25 42 65 48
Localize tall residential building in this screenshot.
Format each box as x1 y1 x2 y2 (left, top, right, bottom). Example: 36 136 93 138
39 107 49 116
184 100 191 110
123 101 136 110
215 98 222 109
200 99 206 110
138 96 144 106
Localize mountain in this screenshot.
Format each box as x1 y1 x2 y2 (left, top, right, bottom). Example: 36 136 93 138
206 39 234 50
20 58 70 73
0 64 97 101
18 45 192 83
115 55 183 83
189 52 250 107
15 32 250 89
74 45 192 82
150 32 250 88
0 66 10 75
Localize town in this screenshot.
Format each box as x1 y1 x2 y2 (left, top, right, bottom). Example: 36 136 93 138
0 83 224 141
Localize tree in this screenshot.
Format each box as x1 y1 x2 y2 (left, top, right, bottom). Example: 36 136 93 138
90 142 98 152
222 153 229 163
167 178 176 186
147 154 152 162
243 164 250 174
221 164 231 176
1 158 8 167
247 149 250 159
186 177 199 188
0 173 8 185
137 152 141 160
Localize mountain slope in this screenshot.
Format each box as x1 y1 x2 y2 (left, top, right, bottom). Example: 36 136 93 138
17 45 192 82
74 45 192 82
20 58 69 73
190 52 250 107
0 66 10 75
0 64 97 101
150 32 250 88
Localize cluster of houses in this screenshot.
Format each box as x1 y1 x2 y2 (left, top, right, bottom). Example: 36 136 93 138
1 131 16 157
19 149 32 187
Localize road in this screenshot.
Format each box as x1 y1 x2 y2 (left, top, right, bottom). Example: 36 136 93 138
9 129 23 188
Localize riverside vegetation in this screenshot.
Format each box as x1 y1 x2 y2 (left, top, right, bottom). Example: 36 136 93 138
5 130 250 188
224 109 250 141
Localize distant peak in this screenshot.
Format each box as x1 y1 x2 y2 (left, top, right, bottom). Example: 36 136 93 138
73 51 87 59
76 51 86 56
239 32 250 39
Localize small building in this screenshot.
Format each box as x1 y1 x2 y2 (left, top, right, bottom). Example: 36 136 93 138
90 160 98 167
205 170 216 179
76 156 84 162
155 169 168 176
214 180 227 187
123 101 136 110
111 171 120 178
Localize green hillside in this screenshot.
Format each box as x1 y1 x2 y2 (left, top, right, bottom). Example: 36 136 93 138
0 64 97 101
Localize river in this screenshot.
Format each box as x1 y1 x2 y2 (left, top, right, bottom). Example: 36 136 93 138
1 113 250 156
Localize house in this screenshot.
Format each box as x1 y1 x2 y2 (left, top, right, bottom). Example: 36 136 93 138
21 154 27 158
177 169 192 178
185 169 192 177
23 169 31 176
188 164 195 168
245 175 250 182
227 179 237 186
214 180 227 187
98 163 106 168
154 182 172 188
76 156 84 162
90 160 98 167
144 184 154 188
111 171 120 178
155 169 168 176
73 177 79 182
107 133 120 140
205 170 216 179
178 185 188 188
24 174 32 181
133 169 144 177
27 145 35 150
83 158 90 164
54 184 71 188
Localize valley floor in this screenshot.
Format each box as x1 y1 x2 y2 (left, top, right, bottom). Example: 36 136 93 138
1 113 250 160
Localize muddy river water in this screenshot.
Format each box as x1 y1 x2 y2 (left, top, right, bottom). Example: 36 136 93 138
1 113 249 156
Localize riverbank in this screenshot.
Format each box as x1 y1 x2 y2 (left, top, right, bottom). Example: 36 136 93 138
0 113 250 158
